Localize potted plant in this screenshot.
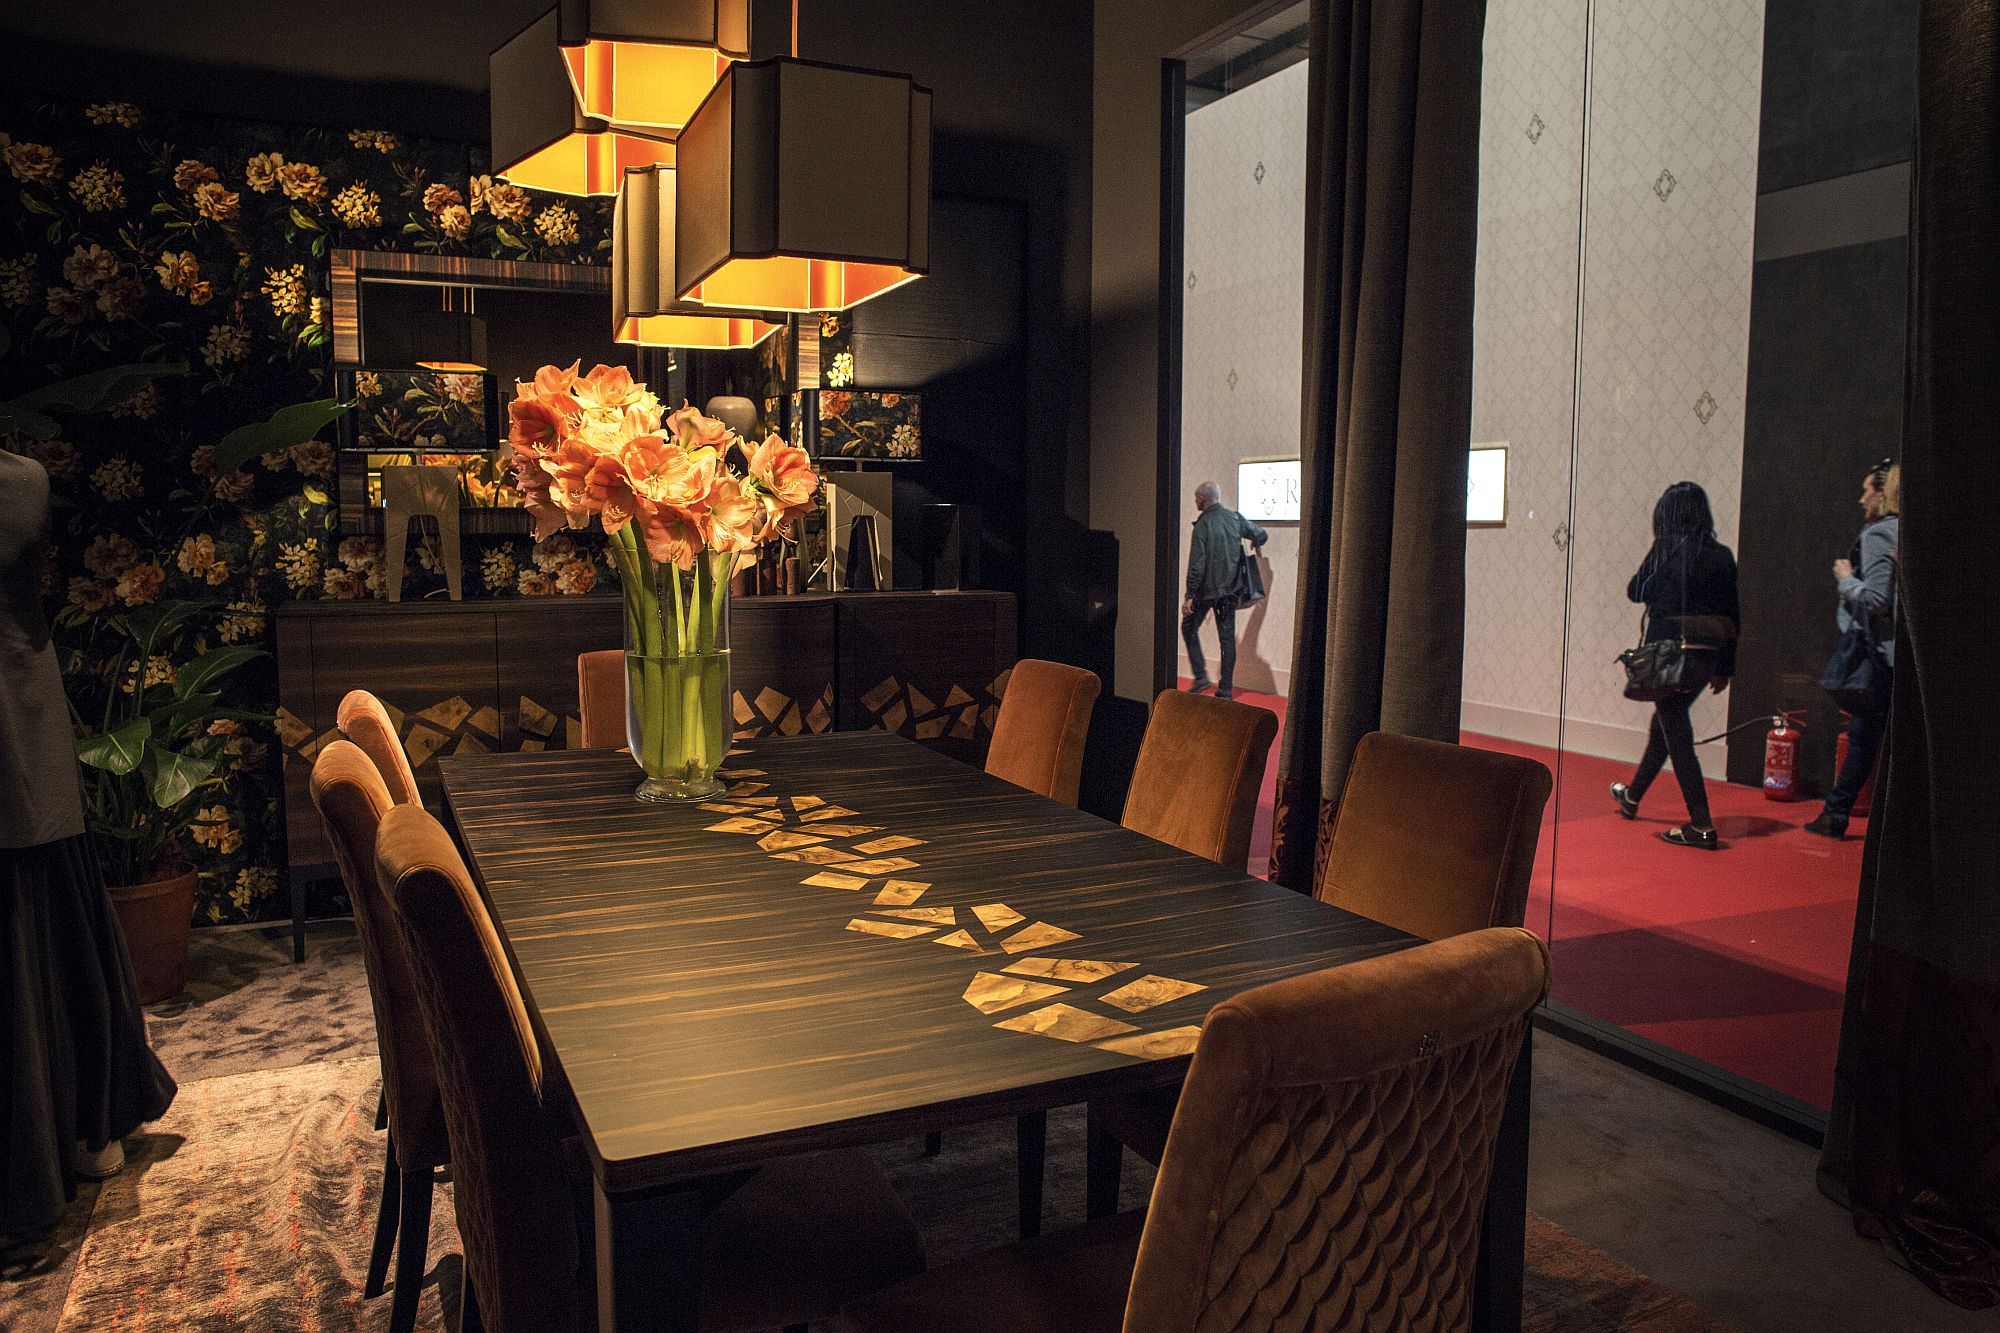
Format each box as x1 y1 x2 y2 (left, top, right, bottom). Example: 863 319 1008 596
63 599 264 1002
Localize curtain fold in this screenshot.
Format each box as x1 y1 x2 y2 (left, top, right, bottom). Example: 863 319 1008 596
1817 0 2000 1309
1269 0 1487 891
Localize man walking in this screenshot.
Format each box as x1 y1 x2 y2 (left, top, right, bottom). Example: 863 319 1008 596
1182 480 1267 699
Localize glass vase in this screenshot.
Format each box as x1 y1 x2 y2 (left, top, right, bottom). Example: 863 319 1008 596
612 534 735 803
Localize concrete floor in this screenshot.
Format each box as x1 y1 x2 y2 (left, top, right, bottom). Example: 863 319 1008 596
1529 1032 1986 1333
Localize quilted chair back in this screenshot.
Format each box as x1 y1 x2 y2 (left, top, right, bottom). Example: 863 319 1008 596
1319 733 1553 941
377 803 586 1333
1122 690 1279 868
576 649 626 750
337 688 422 807
309 742 448 1170
985 658 1102 806
1123 927 1549 1333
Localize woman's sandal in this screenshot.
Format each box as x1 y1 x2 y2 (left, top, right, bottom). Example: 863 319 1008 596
1660 824 1719 851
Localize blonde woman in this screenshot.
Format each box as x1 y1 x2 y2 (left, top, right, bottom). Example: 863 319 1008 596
1807 459 1900 838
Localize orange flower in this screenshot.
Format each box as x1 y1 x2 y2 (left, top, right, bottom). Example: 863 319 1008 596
666 403 733 452
574 363 644 415
705 472 762 555
507 388 579 454
628 440 717 514
747 436 819 537
635 503 705 569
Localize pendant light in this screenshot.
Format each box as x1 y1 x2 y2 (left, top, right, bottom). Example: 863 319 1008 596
413 286 489 372
557 0 769 133
673 57 931 312
492 8 676 197
613 165 782 349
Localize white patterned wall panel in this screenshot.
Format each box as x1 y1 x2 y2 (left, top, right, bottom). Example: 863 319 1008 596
1463 0 1591 727
1177 60 1310 693
1567 0 1764 751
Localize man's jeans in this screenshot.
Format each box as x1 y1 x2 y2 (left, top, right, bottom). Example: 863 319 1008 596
1182 596 1238 690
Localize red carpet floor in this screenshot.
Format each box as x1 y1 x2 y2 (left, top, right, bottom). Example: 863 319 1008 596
1186 680 1859 1109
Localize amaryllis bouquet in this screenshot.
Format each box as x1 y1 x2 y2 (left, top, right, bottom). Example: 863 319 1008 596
506 362 819 800
506 361 817 563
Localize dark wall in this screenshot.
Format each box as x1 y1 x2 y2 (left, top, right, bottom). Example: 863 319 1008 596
1729 238 1908 789
1727 0 1914 788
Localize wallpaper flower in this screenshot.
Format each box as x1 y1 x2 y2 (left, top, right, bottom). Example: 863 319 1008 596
0 94 614 923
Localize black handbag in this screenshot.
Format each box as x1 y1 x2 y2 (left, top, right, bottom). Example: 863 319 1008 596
1617 613 1719 702
1819 612 1890 711
1233 545 1266 606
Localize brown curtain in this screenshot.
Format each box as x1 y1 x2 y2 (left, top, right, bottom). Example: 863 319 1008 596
1817 0 2000 1309
1269 0 1487 891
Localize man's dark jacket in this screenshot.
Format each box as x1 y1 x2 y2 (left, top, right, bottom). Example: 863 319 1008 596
1186 505 1267 602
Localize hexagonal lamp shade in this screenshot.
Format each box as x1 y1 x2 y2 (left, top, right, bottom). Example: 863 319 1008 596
674 58 931 313
613 165 783 349
557 0 753 133
492 8 677 198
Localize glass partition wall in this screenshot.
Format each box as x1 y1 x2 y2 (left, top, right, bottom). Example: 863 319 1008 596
1177 0 1913 1124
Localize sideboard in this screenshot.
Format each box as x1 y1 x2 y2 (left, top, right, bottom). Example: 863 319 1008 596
275 590 1018 881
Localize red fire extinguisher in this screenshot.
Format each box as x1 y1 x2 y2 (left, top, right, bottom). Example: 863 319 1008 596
1763 713 1805 801
1836 714 1877 817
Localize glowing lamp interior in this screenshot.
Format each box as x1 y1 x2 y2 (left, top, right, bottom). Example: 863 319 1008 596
563 43 735 133
499 130 676 198
682 258 920 314
614 313 781 350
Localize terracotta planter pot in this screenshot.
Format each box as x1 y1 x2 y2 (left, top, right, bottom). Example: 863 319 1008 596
108 868 197 1005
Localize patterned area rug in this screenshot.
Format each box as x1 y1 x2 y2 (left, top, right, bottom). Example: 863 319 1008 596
32 1050 1732 1332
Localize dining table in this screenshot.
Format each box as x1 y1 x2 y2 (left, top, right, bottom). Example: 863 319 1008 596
438 729 1531 1333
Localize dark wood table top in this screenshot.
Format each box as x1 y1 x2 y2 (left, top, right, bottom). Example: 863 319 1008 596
439 731 1416 1192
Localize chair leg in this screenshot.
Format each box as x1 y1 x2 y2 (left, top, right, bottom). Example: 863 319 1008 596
1086 1113 1124 1220
923 1131 943 1157
364 1131 399 1298
388 1166 434 1333
1016 1110 1047 1240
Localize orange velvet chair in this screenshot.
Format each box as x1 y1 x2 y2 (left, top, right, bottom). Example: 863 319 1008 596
576 649 625 750
375 803 927 1332
1316 731 1554 941
1120 689 1278 868
310 741 448 1333
839 928 1551 1333
1086 729 1552 1214
984 659 1101 806
338 689 421 806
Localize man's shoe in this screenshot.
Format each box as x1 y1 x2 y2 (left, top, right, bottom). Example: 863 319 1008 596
1188 677 1215 694
1661 824 1719 851
1610 782 1639 820
1803 812 1847 839
1215 686 1234 700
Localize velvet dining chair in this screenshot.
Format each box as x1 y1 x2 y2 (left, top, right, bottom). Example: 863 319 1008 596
839 927 1551 1333
1086 728 1554 1216
576 648 625 750
309 740 449 1333
374 802 927 1333
337 689 422 807
984 658 1101 806
1119 689 1279 868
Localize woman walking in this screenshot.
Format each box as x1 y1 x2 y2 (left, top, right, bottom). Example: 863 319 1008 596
1611 482 1741 850
1805 460 1899 838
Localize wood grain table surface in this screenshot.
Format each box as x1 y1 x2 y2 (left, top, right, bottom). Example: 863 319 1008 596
438 730 1420 1191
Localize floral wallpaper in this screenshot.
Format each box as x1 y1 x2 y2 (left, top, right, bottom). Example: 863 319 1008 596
0 93 613 922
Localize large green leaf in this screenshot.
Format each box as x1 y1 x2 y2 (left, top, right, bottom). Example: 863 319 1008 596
174 645 263 698
142 745 219 810
210 397 353 474
0 361 189 440
76 718 152 775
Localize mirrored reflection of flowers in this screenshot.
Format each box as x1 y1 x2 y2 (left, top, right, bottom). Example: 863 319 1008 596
792 389 922 461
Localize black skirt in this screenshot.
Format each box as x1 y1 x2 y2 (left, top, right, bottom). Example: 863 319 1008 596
2 834 177 1236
